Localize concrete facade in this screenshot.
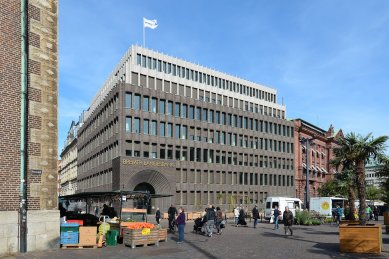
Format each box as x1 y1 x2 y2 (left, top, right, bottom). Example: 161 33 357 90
59 120 83 196
0 0 58 256
293 119 343 202
77 46 295 213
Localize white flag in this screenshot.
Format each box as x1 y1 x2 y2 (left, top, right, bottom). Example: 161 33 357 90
143 18 158 29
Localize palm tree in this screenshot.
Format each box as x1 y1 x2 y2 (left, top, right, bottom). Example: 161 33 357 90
334 168 357 220
332 133 388 225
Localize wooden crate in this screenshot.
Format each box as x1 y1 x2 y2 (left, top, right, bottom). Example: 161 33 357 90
158 228 167 242
339 224 382 254
384 212 389 225
123 228 159 248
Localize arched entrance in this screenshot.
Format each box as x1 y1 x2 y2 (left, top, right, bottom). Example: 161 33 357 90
134 182 155 213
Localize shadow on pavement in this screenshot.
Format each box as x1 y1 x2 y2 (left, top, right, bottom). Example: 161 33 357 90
169 235 217 259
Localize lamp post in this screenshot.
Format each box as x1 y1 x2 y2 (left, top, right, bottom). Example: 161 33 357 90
300 137 315 210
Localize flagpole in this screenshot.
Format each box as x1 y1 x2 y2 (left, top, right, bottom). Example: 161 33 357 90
143 22 145 47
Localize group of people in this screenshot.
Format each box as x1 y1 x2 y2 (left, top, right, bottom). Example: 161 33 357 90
341 204 380 221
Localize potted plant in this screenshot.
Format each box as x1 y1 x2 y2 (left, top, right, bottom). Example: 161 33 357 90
332 133 388 254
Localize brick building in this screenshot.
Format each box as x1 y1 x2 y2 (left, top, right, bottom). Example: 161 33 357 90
77 45 296 213
0 0 58 255
293 119 343 203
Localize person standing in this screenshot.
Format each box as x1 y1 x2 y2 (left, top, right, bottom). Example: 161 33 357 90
252 205 259 228
155 207 161 225
215 207 223 234
273 205 281 230
168 204 178 232
234 206 240 226
205 204 216 237
283 206 293 236
176 207 186 244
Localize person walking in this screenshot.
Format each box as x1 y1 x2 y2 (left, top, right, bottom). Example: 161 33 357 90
176 207 186 244
155 207 161 225
234 206 240 226
273 205 281 230
252 205 259 228
168 204 178 232
336 205 343 225
205 204 216 237
237 206 247 226
366 205 372 221
215 207 223 234
373 206 379 221
283 206 294 236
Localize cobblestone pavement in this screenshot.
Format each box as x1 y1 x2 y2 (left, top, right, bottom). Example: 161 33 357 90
5 218 389 259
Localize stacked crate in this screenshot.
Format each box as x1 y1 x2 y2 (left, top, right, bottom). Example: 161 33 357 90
384 212 389 234
60 223 79 245
79 226 97 246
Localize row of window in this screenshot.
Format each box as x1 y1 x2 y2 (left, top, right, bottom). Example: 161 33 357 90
125 141 294 169
125 116 294 153
136 53 276 103
125 92 293 137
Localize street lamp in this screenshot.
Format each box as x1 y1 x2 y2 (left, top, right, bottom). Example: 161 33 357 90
300 137 315 210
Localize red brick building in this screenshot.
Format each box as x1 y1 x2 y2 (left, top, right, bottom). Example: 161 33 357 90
293 119 343 202
0 0 58 255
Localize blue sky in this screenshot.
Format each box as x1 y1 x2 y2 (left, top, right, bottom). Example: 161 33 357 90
59 0 389 152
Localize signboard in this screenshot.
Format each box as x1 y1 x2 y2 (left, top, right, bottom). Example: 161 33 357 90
141 228 150 235
122 159 174 167
31 169 42 175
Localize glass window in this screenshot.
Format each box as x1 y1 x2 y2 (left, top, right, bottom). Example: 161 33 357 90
196 107 201 120
177 66 181 77
175 124 181 139
216 111 220 124
189 105 195 119
142 55 146 67
182 125 187 139
133 118 140 133
202 108 208 122
186 68 189 80
221 112 226 125
125 117 131 132
143 119 149 134
172 65 176 76
157 60 162 72
167 63 171 74
152 58 157 69
136 54 141 65
159 99 165 114
147 57 152 69
167 101 173 115
167 123 173 137
125 92 132 108
175 103 180 117
163 62 167 72
209 110 214 123
215 131 220 144
221 132 226 145
151 120 157 136
160 122 165 137
181 67 185 78
133 94 141 110
151 98 157 113
182 104 187 118
143 96 149 111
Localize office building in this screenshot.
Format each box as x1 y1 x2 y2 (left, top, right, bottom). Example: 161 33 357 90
77 45 295 212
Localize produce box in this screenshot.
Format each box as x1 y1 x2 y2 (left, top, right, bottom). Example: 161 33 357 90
79 226 97 236
60 232 79 245
60 223 79 233
158 228 167 242
123 228 159 248
67 219 84 226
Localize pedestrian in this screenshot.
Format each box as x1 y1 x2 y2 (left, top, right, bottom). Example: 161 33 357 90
237 206 247 227
252 205 259 228
155 207 161 225
176 207 186 244
365 204 372 221
215 207 223 234
168 204 178 232
283 206 293 236
373 206 379 221
336 205 343 225
273 205 281 230
234 206 239 226
205 204 216 237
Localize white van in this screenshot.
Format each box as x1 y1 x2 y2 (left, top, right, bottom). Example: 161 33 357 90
264 197 303 221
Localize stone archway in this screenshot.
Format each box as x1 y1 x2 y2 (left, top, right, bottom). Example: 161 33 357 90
134 182 155 213
127 170 174 213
